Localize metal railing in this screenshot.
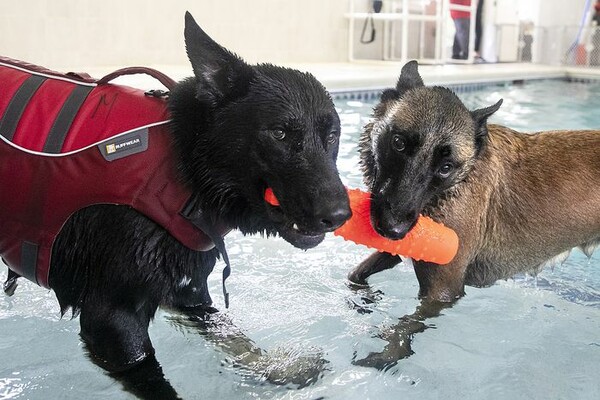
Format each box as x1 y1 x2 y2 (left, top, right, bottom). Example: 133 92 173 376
346 0 600 68
345 0 477 64
513 24 600 67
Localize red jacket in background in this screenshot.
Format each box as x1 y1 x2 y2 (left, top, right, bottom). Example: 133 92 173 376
450 0 471 19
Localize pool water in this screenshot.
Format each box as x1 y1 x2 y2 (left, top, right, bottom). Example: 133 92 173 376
1 79 600 399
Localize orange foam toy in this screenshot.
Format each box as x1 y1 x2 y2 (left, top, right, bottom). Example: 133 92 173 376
264 187 458 264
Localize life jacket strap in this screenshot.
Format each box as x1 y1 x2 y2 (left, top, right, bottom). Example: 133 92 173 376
180 196 232 308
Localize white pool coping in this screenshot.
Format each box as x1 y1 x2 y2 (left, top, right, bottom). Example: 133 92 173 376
81 62 600 93
288 62 600 92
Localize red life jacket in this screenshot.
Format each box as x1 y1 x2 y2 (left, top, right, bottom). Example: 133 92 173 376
0 57 222 288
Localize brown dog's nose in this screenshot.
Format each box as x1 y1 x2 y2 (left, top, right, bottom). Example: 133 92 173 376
383 225 408 240
374 216 415 240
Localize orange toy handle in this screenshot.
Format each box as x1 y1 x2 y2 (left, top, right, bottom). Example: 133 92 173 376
334 188 458 264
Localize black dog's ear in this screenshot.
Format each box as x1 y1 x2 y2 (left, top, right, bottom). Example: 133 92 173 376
471 99 503 152
396 60 424 96
184 12 254 106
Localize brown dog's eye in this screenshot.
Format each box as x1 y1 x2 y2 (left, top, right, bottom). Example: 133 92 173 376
392 134 406 152
271 130 286 140
437 162 454 178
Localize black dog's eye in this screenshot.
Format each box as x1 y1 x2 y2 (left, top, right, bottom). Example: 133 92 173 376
392 134 406 152
437 162 454 178
271 129 286 140
326 132 338 144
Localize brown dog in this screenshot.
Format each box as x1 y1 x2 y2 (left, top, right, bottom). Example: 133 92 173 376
348 61 600 367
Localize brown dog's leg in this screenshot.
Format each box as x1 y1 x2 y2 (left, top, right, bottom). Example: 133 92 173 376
351 255 469 369
352 299 454 369
413 260 467 302
348 251 402 285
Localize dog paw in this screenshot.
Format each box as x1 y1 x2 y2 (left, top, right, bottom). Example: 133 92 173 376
246 347 328 388
351 333 416 371
351 349 408 371
347 272 370 287
345 286 384 314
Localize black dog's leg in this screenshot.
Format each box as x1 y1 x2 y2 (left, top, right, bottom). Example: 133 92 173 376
169 262 326 388
168 306 264 364
110 354 181 400
80 301 180 400
348 251 401 285
167 306 326 388
170 269 326 387
168 260 265 369
352 299 454 370
80 302 155 371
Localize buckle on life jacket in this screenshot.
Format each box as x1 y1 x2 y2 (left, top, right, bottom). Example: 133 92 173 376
3 267 19 296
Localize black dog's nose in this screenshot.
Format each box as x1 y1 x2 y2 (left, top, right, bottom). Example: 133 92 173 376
316 205 352 231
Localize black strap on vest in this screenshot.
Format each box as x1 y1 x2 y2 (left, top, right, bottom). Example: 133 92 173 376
181 197 232 308
0 75 46 140
2 242 39 295
43 84 94 153
19 241 39 284
0 72 93 153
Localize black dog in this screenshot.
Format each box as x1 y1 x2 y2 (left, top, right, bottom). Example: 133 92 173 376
4 12 350 399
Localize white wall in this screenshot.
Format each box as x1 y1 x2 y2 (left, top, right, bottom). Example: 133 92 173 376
0 0 594 70
479 0 590 63
0 0 348 69
533 0 588 27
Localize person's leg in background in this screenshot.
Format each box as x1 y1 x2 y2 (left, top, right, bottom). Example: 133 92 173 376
453 17 470 59
474 0 485 62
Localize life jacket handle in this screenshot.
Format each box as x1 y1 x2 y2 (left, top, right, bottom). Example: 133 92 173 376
97 67 177 91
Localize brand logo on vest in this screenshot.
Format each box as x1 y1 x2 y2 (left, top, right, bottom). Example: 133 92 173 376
99 128 149 162
106 137 142 154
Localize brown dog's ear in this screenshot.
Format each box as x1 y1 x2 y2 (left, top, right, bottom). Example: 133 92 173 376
375 61 424 116
184 12 254 106
396 60 424 96
471 99 503 152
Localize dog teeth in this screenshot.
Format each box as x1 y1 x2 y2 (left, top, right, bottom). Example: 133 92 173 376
293 223 299 231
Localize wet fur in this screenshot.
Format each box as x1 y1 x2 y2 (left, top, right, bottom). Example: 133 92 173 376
350 61 600 302
13 12 350 398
